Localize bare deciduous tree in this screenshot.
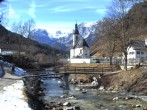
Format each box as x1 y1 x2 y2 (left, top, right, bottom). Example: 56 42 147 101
0 0 7 24
98 18 117 65
11 19 35 38
106 0 135 70
122 0 144 3
23 19 36 38
11 19 36 61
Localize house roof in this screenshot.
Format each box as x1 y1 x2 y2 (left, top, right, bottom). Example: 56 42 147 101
73 38 89 49
129 40 147 51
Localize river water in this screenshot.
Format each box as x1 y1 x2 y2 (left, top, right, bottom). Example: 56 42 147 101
32 68 146 110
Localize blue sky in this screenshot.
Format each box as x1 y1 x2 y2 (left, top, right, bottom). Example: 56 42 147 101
4 0 111 33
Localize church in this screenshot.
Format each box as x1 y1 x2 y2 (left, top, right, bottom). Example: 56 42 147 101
70 23 91 63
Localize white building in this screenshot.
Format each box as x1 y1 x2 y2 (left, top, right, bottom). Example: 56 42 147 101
70 23 90 63
127 40 147 64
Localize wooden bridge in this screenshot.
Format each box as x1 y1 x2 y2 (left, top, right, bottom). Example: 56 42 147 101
23 66 114 78
3 66 119 90
20 66 117 81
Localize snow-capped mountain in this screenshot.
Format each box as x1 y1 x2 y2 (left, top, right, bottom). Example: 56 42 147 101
56 21 99 48
30 29 69 50
50 30 70 38
78 21 98 38
30 21 99 51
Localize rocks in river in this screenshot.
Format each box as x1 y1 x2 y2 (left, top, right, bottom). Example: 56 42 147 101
37 91 45 96
63 102 71 106
57 102 63 107
82 89 87 93
60 95 76 99
62 102 80 110
44 101 80 110
128 104 144 109
113 97 119 101
70 78 78 84
125 96 135 100
60 95 68 98
38 79 43 84
63 103 80 110
67 95 76 99
91 77 98 86
63 106 80 110
99 86 105 91
136 104 142 108
74 106 80 110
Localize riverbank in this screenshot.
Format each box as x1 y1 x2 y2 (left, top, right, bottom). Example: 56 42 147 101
102 68 147 95
66 64 146 94
0 65 32 110
65 64 147 107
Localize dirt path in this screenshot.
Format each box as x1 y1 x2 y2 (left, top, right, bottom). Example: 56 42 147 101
0 67 21 91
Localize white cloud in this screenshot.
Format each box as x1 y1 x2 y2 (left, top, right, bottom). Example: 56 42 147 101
28 0 36 18
96 8 107 15
49 6 75 12
35 4 47 8
5 4 20 19
49 5 97 13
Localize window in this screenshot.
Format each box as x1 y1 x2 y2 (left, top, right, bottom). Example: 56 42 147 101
136 51 140 54
141 52 144 54
129 52 134 55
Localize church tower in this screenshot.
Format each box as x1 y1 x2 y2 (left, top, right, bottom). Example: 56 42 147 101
73 23 79 46
70 23 91 63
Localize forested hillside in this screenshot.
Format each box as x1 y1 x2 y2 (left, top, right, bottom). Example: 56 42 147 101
0 24 67 68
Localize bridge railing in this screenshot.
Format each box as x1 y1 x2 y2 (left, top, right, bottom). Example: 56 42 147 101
54 66 113 74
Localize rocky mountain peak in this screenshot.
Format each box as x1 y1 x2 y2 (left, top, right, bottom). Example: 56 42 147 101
30 21 99 51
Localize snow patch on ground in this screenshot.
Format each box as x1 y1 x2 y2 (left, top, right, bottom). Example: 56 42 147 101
0 80 32 110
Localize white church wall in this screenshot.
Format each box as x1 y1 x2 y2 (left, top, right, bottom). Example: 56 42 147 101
70 58 91 63
70 47 90 59
70 49 75 58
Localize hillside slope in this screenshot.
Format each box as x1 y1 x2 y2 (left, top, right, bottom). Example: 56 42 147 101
0 24 67 66
91 1 147 57
102 68 147 94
